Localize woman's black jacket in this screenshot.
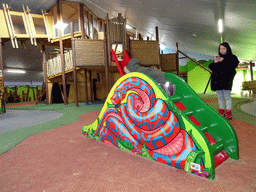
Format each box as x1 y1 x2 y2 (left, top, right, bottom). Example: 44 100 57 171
209 54 239 91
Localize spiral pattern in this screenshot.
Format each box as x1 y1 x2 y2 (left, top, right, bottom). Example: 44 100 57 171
93 77 197 170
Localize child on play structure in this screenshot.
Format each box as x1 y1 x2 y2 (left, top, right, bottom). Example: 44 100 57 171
209 42 239 119
124 58 176 96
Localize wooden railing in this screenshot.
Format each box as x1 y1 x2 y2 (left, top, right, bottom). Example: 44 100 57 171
47 50 73 77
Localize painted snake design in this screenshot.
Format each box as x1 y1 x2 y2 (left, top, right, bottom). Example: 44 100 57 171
93 77 197 169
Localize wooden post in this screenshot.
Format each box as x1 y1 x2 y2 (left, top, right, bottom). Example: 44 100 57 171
126 34 130 53
250 61 254 81
91 14 94 39
71 22 79 107
79 3 85 39
26 86 30 101
88 69 93 102
0 38 4 91
84 69 88 103
104 23 110 93
176 42 180 77
42 44 49 104
57 0 68 105
138 33 142 40
87 11 90 38
106 14 111 67
155 26 159 42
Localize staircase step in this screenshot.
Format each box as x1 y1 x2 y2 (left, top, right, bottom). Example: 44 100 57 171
214 150 229 168
199 126 208 133
204 132 216 145
173 101 187 111
169 96 181 102
212 142 224 155
188 115 201 126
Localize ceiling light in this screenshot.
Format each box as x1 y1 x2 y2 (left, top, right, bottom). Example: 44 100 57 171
126 24 135 30
6 69 26 74
218 19 223 33
54 21 68 30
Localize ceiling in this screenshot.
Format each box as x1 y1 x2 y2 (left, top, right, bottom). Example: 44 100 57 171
1 0 256 82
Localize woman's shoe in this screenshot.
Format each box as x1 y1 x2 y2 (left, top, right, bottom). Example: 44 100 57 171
218 109 225 117
226 110 232 119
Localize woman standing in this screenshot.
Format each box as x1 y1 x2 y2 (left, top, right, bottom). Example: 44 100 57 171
209 42 239 119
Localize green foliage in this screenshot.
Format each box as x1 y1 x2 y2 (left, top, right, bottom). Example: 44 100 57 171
87 129 95 139
117 138 133 150
141 143 154 160
117 139 131 152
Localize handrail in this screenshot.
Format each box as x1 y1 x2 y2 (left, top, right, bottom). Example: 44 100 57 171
176 44 212 94
178 50 212 74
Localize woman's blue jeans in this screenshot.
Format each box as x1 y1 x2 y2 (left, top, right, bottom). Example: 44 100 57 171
216 90 232 110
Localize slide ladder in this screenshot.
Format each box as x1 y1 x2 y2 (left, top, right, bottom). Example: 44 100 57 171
166 73 239 176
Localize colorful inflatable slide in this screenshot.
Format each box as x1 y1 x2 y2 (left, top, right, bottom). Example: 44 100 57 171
82 59 239 180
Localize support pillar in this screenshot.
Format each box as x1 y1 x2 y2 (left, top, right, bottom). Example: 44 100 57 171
0 38 4 91
42 44 49 104
57 0 68 105
71 22 79 107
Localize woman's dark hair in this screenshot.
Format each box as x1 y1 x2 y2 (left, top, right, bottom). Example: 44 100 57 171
218 42 233 56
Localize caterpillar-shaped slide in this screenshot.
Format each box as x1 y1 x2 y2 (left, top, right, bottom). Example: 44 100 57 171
82 72 239 180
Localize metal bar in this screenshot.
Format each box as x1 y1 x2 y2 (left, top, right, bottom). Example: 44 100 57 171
71 22 79 107
6 4 18 48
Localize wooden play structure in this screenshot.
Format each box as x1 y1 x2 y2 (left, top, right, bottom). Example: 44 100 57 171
43 1 166 106
0 0 217 107
239 62 256 96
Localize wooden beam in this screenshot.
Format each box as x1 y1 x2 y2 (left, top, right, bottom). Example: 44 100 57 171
176 42 180 77
155 26 159 42
42 44 49 104
84 69 88 103
79 3 85 39
104 22 110 93
0 38 4 90
88 69 93 102
71 22 79 107
250 61 254 81
57 0 68 105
